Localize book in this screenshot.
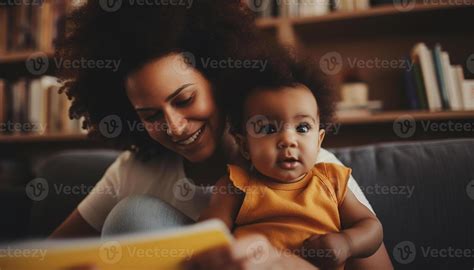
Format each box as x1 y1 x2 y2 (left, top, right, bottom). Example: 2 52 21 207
299 0 330 17
1 76 83 136
412 61 428 109
0 219 232 270
0 8 7 54
411 43 442 110
442 54 463 110
0 79 5 125
453 65 465 109
11 79 28 133
0 3 67 54
403 58 420 109
432 44 450 109
354 0 370 10
462 80 474 110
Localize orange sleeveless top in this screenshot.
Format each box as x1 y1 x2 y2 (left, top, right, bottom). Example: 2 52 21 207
228 163 351 252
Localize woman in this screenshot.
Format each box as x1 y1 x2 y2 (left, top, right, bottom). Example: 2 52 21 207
51 1 392 269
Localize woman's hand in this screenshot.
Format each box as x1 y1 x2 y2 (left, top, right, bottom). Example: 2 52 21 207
183 234 318 270
302 233 352 269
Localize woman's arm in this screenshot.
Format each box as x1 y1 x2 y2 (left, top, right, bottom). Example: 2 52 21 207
198 175 244 230
49 209 100 238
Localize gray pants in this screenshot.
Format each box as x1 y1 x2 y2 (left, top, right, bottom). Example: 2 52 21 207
101 195 193 238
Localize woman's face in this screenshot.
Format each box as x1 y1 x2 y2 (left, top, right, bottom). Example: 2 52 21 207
125 53 225 162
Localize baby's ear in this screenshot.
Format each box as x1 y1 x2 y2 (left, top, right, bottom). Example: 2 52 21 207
234 134 250 160
318 129 326 148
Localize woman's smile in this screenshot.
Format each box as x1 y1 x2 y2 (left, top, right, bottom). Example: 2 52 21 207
174 124 206 146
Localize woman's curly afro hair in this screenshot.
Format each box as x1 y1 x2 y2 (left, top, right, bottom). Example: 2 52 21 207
56 0 334 161
57 0 263 160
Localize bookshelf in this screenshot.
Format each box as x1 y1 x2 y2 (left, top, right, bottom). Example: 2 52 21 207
256 2 471 29
0 1 84 146
337 110 474 125
0 51 54 64
0 133 87 143
0 1 95 183
255 2 474 146
1 2 473 146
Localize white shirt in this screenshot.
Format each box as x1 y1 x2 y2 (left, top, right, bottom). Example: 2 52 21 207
78 148 374 231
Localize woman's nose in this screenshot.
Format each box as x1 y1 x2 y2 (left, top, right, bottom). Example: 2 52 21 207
277 129 298 149
164 110 188 137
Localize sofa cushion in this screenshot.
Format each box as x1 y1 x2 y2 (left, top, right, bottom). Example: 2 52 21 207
330 139 474 269
28 149 120 237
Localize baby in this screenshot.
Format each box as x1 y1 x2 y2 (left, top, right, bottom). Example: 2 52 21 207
199 65 383 269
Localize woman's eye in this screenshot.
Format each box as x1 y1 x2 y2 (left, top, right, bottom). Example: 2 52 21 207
174 95 194 107
296 123 311 133
145 112 163 122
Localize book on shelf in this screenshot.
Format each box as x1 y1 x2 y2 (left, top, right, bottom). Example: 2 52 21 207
247 0 370 19
403 56 420 110
408 42 470 111
0 1 68 56
335 100 383 118
432 44 450 109
463 80 474 110
0 219 231 270
0 76 83 136
411 43 442 110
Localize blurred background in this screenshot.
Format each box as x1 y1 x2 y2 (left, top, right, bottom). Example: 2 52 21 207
0 0 473 264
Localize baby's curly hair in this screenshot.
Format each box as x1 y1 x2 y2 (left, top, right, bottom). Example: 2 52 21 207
224 50 335 136
56 0 262 160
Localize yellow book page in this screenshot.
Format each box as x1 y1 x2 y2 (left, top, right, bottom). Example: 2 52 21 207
0 220 232 270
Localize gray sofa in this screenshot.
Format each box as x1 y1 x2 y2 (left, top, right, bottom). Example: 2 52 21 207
5 139 474 269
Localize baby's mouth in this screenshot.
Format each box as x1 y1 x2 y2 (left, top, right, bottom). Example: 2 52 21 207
278 157 300 170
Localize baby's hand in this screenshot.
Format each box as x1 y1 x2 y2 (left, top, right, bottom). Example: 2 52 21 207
301 233 352 269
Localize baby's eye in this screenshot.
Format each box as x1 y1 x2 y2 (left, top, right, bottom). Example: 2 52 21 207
296 123 312 133
259 124 277 135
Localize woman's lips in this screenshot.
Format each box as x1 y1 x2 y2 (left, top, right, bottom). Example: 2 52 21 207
175 125 205 146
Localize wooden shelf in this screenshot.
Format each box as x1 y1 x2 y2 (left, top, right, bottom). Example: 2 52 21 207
0 51 54 64
336 110 474 125
0 133 87 143
256 3 472 29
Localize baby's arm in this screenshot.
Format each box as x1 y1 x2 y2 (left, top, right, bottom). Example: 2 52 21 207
198 175 244 231
303 189 383 268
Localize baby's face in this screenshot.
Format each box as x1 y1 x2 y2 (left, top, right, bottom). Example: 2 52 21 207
240 85 325 183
